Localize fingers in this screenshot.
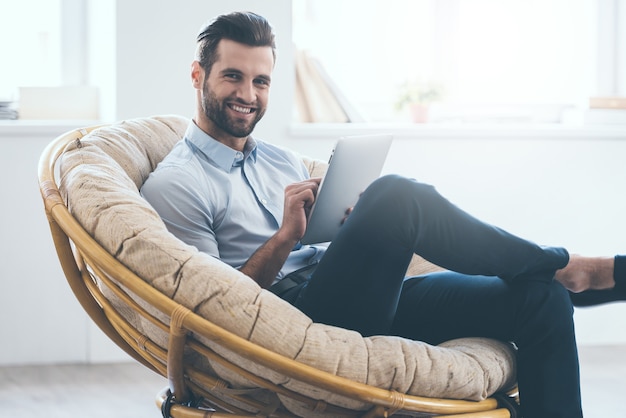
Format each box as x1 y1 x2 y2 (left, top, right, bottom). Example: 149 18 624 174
341 206 353 225
281 179 322 240
285 178 320 194
285 179 320 208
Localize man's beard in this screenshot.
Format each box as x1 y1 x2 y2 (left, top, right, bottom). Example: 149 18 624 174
201 83 265 138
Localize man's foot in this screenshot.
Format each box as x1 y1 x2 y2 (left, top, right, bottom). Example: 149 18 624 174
555 255 615 293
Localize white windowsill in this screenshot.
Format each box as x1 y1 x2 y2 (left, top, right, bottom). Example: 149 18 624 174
0 119 102 138
290 122 626 141
1 119 624 141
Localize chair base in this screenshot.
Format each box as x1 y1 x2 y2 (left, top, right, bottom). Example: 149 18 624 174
155 387 519 418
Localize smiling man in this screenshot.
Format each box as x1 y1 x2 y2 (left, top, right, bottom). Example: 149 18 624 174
142 12 321 291
140 11 626 418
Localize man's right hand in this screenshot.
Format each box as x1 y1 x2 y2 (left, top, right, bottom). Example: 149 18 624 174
239 178 321 288
279 178 321 243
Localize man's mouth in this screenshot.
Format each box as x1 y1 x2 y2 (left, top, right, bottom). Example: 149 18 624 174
229 104 255 115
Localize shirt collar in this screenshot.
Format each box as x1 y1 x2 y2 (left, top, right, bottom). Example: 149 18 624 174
185 121 258 172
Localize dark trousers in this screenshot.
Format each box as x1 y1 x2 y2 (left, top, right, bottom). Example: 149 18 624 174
281 174 592 417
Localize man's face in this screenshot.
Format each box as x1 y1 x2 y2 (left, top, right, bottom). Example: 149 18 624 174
199 39 274 141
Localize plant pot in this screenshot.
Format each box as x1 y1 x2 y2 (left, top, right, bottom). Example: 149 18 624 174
409 103 429 123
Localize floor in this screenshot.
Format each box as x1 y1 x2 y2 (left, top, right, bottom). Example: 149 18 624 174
1 361 165 418
1 345 624 417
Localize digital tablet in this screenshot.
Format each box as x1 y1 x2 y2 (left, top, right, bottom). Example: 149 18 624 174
300 134 393 244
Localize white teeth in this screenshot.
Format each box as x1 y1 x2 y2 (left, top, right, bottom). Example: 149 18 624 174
231 104 252 114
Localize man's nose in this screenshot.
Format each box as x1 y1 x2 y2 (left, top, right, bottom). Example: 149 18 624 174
237 81 256 103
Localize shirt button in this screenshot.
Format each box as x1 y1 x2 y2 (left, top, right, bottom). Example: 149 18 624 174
261 198 268 205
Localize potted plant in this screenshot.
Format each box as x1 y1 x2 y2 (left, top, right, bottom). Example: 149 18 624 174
395 79 444 123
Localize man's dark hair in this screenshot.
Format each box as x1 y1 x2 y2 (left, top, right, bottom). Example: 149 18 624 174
196 11 276 74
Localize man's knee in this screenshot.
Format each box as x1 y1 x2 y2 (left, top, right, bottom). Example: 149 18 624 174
352 175 440 234
363 175 433 204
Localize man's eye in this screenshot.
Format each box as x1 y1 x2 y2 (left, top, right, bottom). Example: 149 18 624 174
225 73 240 80
255 78 270 87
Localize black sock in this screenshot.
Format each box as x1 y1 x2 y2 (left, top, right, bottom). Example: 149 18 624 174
570 289 624 307
614 255 626 292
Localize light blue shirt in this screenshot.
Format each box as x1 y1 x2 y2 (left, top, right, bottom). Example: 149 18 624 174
141 121 326 283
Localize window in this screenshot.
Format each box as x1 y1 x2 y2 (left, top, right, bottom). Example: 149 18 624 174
0 0 92 120
293 0 625 124
0 0 63 100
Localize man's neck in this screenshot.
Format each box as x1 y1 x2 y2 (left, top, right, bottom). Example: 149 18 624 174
193 117 248 152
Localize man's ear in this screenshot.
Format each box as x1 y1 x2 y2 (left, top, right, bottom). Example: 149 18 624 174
191 61 204 89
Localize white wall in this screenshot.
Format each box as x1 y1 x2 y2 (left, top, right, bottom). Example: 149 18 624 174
0 126 88 365
1 0 625 366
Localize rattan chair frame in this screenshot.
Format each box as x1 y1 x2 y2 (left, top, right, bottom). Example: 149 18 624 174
38 124 517 417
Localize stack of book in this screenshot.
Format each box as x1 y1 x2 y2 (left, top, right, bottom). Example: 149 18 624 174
0 100 18 120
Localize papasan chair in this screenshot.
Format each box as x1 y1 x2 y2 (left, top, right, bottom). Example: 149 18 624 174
38 115 520 417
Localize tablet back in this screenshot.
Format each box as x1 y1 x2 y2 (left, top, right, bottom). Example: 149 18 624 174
300 134 393 244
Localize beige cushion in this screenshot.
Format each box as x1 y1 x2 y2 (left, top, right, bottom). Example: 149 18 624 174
58 115 516 414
